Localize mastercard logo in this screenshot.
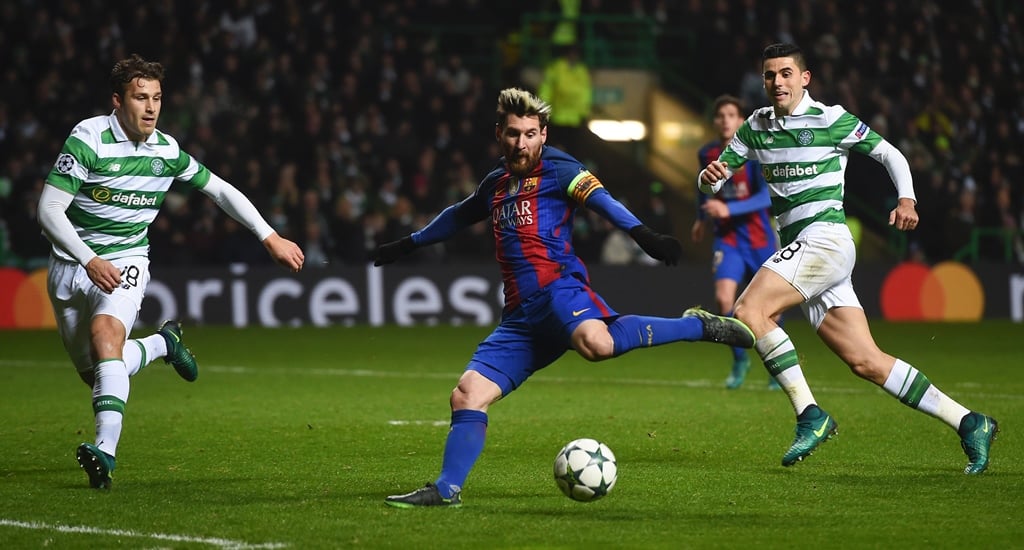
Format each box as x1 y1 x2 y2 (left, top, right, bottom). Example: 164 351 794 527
880 261 983 321
0 267 56 328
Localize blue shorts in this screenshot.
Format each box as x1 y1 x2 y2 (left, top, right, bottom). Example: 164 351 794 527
713 241 776 284
467 276 617 396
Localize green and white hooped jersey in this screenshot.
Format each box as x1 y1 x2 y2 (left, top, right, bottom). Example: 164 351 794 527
718 93 883 246
45 111 211 261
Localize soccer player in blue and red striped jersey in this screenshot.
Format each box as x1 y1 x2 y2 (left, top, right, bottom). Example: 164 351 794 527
692 95 781 390
375 88 756 508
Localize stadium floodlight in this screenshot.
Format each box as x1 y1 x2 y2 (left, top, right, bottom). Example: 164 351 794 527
587 119 646 141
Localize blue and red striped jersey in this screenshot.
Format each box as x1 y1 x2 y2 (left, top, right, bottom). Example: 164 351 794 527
412 146 642 310
697 141 775 249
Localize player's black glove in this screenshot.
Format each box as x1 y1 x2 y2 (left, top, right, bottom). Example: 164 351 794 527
372 236 417 266
629 225 682 266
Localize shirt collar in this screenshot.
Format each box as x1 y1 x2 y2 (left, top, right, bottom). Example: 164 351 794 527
770 90 814 119
791 90 814 115
107 110 160 144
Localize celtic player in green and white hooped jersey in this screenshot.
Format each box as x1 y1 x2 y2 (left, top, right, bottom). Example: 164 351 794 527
45 112 211 262
698 43 998 475
714 92 916 248
38 54 305 490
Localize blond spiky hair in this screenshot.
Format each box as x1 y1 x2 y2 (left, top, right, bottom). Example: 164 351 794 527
495 88 551 128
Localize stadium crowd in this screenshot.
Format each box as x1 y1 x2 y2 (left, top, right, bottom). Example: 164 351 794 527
679 0 1024 264
0 0 1021 268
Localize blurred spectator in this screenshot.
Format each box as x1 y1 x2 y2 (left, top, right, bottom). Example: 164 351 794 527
945 188 977 258
993 184 1024 263
637 183 673 237
571 209 607 263
301 219 331 268
914 170 953 262
537 44 592 153
5 180 49 266
331 196 367 265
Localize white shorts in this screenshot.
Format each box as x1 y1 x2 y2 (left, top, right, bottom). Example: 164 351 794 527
761 223 861 329
47 255 151 373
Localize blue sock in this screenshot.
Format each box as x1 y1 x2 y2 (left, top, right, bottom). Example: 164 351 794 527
607 315 703 357
434 409 488 498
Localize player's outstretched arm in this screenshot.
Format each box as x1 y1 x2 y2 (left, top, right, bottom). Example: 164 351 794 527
200 174 305 271
867 139 917 231
582 187 681 266
372 236 416 266
263 232 305 272
371 194 489 266
629 225 682 266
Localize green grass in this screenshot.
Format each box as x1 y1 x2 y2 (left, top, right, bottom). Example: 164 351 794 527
1 321 1021 549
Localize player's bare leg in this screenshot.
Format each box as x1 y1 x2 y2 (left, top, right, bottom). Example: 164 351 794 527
817 307 999 474
735 268 835 466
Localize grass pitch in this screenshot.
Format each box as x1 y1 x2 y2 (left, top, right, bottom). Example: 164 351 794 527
0 321 1021 548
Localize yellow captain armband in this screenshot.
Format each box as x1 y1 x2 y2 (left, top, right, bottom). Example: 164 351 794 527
568 170 604 203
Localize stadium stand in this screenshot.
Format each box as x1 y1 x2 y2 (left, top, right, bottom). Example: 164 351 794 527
0 0 1020 267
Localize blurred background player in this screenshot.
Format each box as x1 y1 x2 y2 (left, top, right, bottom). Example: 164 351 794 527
692 95 782 390
374 88 755 508
38 54 305 489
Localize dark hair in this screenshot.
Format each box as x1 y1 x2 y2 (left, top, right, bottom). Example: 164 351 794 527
496 88 552 129
711 94 744 116
762 43 807 71
110 54 165 96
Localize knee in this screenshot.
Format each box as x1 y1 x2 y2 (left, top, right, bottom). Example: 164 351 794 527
575 331 614 362
450 385 473 410
90 316 126 359
450 377 501 410
448 387 460 409
732 301 756 326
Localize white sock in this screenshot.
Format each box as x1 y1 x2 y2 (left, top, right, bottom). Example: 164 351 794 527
882 359 970 430
92 359 130 457
123 335 167 376
756 327 816 415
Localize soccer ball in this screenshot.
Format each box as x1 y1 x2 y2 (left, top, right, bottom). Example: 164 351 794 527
553 438 617 502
